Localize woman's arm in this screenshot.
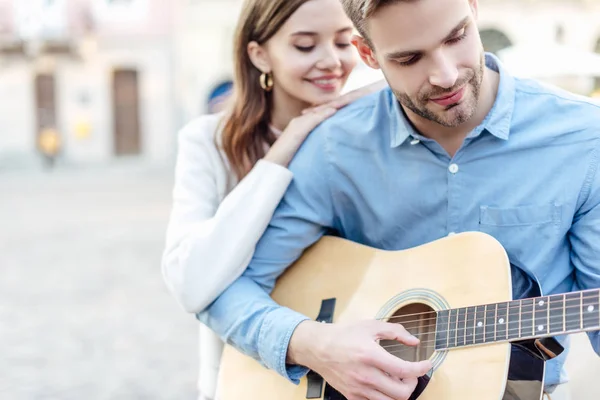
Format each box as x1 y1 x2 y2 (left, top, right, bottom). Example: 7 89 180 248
161 118 294 313
162 108 337 313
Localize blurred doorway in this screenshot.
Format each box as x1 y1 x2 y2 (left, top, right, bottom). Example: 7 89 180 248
35 73 61 166
112 68 141 156
35 73 58 149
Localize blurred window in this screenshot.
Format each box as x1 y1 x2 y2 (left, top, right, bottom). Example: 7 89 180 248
480 28 512 55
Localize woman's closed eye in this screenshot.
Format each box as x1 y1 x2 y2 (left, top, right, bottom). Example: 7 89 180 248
295 42 351 53
295 45 315 52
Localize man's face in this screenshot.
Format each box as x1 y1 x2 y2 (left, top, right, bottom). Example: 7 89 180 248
359 0 485 128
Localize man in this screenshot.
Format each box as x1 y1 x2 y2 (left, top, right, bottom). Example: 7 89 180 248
197 0 600 399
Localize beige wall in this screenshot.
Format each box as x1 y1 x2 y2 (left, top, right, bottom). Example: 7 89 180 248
0 62 35 163
0 0 177 166
53 38 175 163
172 0 242 122
3 0 600 166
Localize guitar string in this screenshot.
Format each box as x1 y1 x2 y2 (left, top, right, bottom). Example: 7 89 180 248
366 304 595 328
378 318 594 352
377 294 598 324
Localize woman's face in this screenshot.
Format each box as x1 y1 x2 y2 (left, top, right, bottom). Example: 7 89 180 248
253 0 358 107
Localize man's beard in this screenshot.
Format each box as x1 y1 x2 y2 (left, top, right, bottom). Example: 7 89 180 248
393 52 485 128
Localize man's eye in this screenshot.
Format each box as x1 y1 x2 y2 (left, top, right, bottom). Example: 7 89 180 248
447 28 467 45
398 56 420 66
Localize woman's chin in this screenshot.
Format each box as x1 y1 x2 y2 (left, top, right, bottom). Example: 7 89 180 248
304 92 342 107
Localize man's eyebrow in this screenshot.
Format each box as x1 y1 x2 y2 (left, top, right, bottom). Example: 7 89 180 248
384 16 470 60
442 16 470 42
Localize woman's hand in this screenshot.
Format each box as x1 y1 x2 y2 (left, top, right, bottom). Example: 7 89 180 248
302 79 387 115
264 107 337 168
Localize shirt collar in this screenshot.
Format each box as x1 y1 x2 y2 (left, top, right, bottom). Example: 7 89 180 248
389 52 516 148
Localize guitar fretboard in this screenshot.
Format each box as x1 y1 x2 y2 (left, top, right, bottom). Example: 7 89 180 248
434 289 600 351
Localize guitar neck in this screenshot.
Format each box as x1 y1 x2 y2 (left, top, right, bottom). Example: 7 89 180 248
434 289 600 351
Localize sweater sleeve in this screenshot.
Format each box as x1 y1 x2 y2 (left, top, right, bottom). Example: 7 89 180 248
161 118 293 313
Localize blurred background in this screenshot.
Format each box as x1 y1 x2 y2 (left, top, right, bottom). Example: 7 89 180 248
1 0 600 399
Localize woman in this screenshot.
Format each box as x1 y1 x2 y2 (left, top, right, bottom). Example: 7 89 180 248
161 0 385 398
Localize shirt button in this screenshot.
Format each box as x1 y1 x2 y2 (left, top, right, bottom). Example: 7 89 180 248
410 139 420 145
448 163 459 174
448 232 456 236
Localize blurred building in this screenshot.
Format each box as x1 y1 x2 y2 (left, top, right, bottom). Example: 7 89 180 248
171 0 242 122
0 0 177 166
477 0 600 95
2 0 600 167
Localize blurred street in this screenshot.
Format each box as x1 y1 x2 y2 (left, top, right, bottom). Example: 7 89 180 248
0 162 199 400
1 161 599 399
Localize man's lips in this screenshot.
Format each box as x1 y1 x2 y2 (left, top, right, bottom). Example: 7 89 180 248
430 86 465 106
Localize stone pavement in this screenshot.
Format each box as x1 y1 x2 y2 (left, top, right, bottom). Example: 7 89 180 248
0 162 598 399
0 163 199 400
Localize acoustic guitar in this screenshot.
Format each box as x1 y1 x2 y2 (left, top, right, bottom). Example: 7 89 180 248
217 231 599 400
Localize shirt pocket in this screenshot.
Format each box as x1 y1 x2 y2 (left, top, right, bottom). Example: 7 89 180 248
478 203 562 277
479 204 561 227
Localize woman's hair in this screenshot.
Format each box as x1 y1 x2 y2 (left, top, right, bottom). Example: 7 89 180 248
219 0 310 180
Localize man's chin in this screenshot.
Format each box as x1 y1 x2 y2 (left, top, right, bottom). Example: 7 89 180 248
430 103 475 127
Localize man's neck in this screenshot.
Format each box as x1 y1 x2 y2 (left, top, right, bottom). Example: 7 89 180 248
404 67 500 157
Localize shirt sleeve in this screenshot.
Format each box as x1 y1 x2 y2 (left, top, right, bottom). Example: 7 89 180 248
569 142 600 355
197 127 337 382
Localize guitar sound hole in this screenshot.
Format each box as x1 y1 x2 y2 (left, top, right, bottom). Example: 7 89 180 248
380 303 436 363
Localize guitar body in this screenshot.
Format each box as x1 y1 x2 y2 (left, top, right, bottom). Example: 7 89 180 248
217 232 546 400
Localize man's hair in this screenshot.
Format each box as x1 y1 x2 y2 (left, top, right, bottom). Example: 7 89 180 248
340 0 414 41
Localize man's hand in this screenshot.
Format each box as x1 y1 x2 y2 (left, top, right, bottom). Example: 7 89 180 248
288 319 432 400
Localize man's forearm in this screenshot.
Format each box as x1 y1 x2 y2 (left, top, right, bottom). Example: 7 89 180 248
196 275 311 382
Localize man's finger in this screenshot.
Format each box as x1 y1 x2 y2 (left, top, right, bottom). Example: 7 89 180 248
373 321 420 346
362 389 395 400
374 348 432 379
367 370 419 400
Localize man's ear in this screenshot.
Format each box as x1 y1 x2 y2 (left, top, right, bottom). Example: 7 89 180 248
247 41 271 73
351 35 380 69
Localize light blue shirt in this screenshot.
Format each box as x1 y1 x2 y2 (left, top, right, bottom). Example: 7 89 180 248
198 54 600 389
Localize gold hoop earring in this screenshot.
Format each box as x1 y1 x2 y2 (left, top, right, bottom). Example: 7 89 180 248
260 72 273 92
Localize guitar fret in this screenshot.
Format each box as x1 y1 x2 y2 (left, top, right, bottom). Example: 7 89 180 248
507 300 520 340
474 305 485 345
465 306 475 346
448 308 458 348
582 290 600 330
484 303 496 343
563 294 566 334
580 293 583 329
565 292 582 332
548 294 565 334
520 299 534 338
534 296 549 336
547 296 550 331
435 310 450 350
456 308 466 347
496 302 508 341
